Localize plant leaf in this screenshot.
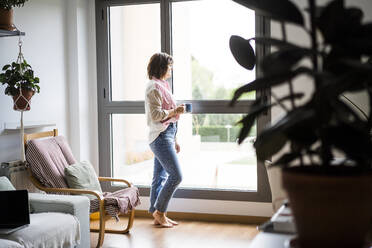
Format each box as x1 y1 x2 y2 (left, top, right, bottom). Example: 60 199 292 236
272 152 301 167
237 116 256 145
278 93 304 102
233 0 304 26
261 48 313 76
229 35 256 70
235 93 304 144
236 99 270 144
34 84 40 93
342 38 372 56
231 67 313 104
250 37 300 49
317 0 363 44
284 104 318 146
340 59 372 72
322 70 368 95
304 6 325 19
254 126 287 161
2 64 10 71
359 23 372 39
326 124 372 164
323 45 361 74
346 7 363 27
254 108 316 161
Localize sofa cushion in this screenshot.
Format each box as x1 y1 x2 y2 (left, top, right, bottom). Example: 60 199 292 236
0 212 80 248
64 161 102 200
0 176 15 191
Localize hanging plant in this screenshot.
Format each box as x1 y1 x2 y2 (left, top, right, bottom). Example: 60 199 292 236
0 0 29 31
0 60 40 111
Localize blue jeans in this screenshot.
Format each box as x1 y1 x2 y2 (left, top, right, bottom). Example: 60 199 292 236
149 123 182 213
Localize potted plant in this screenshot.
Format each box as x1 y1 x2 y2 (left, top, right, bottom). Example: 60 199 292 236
0 60 40 110
229 0 372 247
0 0 28 31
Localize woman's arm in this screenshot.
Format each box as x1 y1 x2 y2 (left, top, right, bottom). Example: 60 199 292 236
147 89 183 121
147 89 169 121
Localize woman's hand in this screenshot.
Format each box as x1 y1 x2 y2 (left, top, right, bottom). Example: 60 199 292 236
175 104 185 114
169 104 185 118
175 142 181 153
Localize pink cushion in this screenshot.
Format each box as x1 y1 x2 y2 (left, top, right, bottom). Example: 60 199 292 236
26 136 76 188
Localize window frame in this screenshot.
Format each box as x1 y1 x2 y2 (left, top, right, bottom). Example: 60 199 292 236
95 0 272 202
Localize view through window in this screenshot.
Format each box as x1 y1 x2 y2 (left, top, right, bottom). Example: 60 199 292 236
109 0 258 191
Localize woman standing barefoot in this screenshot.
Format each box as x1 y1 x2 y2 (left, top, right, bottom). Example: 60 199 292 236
145 52 185 227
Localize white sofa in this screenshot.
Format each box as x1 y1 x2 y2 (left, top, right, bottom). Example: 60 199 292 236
0 177 90 248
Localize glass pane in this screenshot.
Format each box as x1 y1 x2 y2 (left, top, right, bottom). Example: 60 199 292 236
112 114 153 186
112 113 257 191
172 0 256 101
110 4 161 101
178 113 257 190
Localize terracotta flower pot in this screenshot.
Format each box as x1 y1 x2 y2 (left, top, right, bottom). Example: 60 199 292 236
0 9 14 31
12 89 35 111
282 167 372 248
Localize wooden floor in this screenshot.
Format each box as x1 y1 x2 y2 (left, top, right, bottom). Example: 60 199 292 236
90 217 259 248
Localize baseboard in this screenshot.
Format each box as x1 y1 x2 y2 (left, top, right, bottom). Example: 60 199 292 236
134 210 269 225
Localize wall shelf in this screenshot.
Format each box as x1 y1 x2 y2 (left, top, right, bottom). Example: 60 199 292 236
4 122 56 130
0 29 25 37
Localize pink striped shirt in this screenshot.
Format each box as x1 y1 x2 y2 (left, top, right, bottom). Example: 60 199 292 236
145 78 179 144
152 78 179 125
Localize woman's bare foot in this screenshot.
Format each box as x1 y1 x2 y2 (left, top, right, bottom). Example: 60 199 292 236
166 217 178 225
153 219 160 225
153 210 173 228
154 217 178 226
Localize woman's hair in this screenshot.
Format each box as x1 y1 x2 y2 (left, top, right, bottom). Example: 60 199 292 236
147 52 173 80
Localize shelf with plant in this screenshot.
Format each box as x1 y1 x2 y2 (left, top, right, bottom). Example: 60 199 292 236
0 0 29 31
229 0 372 247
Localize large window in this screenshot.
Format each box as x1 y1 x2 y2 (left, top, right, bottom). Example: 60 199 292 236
96 0 271 202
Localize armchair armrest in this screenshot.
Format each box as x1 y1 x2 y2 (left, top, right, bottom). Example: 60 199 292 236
29 193 91 248
98 177 132 187
29 193 89 215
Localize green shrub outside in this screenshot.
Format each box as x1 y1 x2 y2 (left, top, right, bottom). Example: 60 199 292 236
193 125 256 142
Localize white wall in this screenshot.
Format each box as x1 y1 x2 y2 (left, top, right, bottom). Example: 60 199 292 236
0 0 69 162
0 0 98 171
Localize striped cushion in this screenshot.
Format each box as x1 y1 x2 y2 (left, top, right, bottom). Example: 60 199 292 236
55 136 76 165
26 137 76 189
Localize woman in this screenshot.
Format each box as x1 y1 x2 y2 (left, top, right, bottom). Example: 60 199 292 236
145 52 185 228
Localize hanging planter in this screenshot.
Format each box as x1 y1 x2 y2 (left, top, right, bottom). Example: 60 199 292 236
0 42 40 111
0 0 29 31
12 88 34 111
